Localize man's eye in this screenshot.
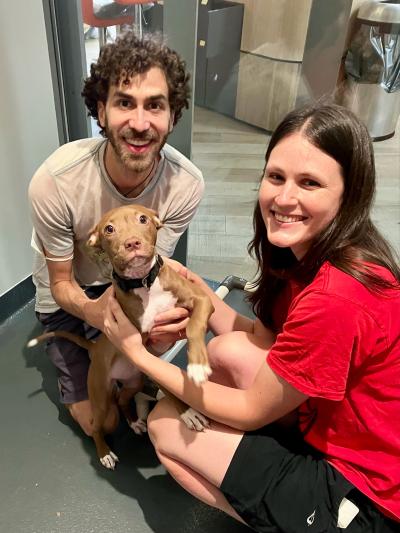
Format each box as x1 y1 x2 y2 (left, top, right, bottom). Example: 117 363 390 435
139 215 148 224
118 99 131 109
148 102 162 111
105 225 114 234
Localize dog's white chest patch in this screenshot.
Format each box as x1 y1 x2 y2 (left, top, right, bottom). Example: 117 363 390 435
134 278 177 333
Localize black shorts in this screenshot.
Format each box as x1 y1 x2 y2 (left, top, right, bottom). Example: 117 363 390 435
220 424 399 533
36 284 110 404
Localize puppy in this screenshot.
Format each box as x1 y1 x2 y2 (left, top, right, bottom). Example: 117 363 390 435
28 205 214 469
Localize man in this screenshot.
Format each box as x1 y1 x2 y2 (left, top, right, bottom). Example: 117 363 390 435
28 33 204 436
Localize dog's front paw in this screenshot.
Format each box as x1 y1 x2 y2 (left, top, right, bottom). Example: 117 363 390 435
180 407 210 431
187 363 212 385
100 450 119 470
129 418 148 435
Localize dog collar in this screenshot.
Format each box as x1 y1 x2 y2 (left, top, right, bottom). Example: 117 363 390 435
112 255 164 292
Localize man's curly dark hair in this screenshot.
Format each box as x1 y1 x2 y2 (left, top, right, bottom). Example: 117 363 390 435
82 32 191 136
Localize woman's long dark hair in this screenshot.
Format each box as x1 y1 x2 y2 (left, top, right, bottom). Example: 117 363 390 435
248 103 400 327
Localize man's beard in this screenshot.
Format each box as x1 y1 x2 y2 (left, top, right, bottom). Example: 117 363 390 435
105 123 168 174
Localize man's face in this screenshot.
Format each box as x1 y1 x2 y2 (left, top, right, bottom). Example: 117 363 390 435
98 67 173 176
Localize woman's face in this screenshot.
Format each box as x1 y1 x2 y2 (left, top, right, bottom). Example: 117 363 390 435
259 132 344 259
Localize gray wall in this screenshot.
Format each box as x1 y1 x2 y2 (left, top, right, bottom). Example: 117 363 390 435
0 0 60 297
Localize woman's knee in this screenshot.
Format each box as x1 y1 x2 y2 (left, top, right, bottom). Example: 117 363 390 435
207 333 239 370
148 397 180 449
207 331 269 388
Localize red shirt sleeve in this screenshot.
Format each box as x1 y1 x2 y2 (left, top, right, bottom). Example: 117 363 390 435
267 290 363 400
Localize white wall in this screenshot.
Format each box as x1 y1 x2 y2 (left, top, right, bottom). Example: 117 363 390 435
0 0 60 296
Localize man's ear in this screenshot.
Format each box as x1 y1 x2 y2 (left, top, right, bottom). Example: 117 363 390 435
168 112 175 133
97 101 106 128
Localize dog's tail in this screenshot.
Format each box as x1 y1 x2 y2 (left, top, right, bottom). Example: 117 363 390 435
26 331 93 351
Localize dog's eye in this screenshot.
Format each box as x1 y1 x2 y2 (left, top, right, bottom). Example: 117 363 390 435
139 215 148 224
104 225 114 234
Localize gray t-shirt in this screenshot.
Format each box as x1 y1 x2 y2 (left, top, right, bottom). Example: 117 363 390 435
29 137 204 313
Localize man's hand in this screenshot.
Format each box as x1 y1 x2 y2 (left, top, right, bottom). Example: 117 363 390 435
83 285 114 331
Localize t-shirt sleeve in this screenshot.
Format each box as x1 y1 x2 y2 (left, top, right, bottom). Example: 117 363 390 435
156 175 204 257
267 291 362 401
28 163 74 256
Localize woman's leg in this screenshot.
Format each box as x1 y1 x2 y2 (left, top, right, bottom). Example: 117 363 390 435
148 331 272 521
207 330 272 387
148 397 246 523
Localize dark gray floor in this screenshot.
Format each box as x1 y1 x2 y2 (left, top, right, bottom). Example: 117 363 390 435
0 293 252 533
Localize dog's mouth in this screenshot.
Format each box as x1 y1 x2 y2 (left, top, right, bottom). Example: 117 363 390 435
113 252 155 279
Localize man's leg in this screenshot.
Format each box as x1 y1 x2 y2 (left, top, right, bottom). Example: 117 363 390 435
37 308 94 435
36 284 110 435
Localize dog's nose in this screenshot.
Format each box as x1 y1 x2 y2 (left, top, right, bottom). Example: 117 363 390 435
124 238 142 250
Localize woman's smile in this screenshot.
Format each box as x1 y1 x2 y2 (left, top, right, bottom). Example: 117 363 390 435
259 132 344 259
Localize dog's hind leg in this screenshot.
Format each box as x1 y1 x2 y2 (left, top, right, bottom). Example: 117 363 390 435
118 387 148 435
92 406 120 470
88 358 120 469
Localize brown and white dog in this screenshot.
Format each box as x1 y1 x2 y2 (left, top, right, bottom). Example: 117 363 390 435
28 204 214 469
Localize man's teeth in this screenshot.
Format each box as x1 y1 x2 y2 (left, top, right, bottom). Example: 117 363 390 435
274 212 305 223
126 139 150 146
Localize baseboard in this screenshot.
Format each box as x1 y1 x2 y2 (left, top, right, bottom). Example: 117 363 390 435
0 276 35 324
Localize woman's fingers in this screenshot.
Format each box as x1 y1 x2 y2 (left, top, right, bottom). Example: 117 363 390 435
153 307 189 326
151 317 190 336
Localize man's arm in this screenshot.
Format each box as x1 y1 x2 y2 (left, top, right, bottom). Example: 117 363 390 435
45 249 109 331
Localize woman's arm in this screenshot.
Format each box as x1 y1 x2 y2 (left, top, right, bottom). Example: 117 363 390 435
156 259 255 336
104 293 306 431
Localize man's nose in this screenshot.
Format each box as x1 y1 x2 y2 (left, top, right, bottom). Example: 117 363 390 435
128 108 150 132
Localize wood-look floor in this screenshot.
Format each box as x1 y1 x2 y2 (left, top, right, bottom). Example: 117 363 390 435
189 106 400 283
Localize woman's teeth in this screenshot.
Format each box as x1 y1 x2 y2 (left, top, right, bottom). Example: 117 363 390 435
274 212 305 223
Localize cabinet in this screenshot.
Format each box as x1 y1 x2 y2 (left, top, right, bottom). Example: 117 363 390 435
234 0 353 131
195 1 244 116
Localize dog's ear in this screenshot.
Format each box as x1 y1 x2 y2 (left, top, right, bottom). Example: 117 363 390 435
85 225 112 278
152 213 163 229
86 226 106 261
142 207 163 229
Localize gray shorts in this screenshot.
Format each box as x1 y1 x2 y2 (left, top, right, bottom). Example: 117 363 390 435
36 284 110 404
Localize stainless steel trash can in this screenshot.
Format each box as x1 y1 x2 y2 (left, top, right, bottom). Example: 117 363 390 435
343 1 400 141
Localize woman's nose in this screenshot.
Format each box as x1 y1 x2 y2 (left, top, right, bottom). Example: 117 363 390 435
274 182 298 206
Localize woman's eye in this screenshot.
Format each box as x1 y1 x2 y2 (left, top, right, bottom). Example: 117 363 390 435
105 225 114 234
303 179 321 188
139 215 148 224
267 173 284 182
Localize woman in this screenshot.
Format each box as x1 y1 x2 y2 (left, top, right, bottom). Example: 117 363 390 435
103 103 400 532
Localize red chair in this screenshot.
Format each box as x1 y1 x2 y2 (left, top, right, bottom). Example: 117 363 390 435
81 0 134 48
114 1 156 38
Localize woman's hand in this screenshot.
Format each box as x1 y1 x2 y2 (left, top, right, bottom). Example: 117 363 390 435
148 306 190 345
103 290 146 362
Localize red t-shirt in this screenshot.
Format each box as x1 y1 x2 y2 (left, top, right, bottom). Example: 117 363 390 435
267 262 400 521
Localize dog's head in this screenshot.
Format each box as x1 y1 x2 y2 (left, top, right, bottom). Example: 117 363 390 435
86 204 163 277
